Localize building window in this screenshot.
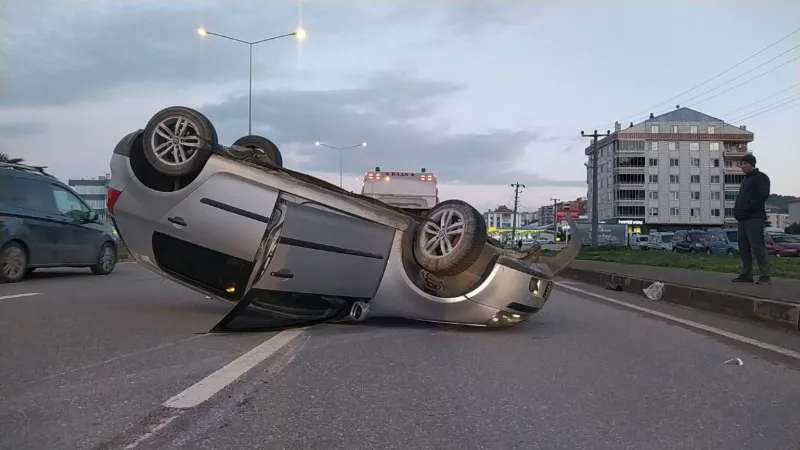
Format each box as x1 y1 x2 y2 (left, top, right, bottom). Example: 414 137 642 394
670 207 680 216
670 158 679 167
711 208 721 217
651 141 658 151
649 191 659 200
711 175 720 183
668 142 676 151
670 174 680 183
708 126 715 134
651 125 659 133
649 158 658 166
691 207 701 217
671 125 678 133
649 207 659 216
691 175 700 183
649 174 659 183
691 158 700 167
712 158 720 167
724 190 739 201
725 207 736 217
690 125 698 133
710 142 720 151
670 191 680 200
691 191 701 200
689 142 700 151
725 159 735 168
725 174 746 184
711 192 721 200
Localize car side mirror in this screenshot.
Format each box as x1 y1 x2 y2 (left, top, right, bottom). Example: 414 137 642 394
88 211 99 222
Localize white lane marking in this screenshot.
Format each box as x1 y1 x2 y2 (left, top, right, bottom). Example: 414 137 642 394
0 293 42 300
554 281 800 361
123 413 182 449
164 328 305 409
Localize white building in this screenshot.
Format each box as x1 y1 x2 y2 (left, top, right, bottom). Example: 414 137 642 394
484 206 534 229
68 174 112 221
786 199 800 228
586 107 754 233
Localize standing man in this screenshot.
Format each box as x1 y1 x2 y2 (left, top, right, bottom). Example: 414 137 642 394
731 154 771 284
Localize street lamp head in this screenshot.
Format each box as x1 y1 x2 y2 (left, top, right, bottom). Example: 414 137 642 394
361 142 367 147
294 27 307 41
197 27 208 37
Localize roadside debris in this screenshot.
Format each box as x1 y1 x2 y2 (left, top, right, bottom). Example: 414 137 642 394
604 283 623 291
724 357 744 365
643 281 665 301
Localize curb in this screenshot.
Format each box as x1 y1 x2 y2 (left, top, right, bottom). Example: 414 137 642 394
560 266 800 332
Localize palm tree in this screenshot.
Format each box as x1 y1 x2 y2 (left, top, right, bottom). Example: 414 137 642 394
0 153 25 164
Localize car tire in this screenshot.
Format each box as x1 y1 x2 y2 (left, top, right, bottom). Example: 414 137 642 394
232 135 283 168
0 241 28 284
142 106 217 177
412 200 486 277
90 242 117 276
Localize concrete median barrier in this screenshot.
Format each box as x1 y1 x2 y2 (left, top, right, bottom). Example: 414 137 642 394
558 265 800 332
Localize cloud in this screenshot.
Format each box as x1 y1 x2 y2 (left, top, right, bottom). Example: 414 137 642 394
0 121 48 138
201 72 585 187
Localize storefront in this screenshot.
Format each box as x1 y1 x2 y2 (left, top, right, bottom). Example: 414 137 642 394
614 218 645 235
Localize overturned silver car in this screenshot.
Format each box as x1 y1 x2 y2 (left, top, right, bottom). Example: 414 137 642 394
107 106 580 331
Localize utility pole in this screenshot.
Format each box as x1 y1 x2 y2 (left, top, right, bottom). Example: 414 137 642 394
581 129 611 247
550 197 561 237
510 182 525 245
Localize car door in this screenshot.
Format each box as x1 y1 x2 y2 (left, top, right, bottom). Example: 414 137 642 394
0 176 62 265
46 183 104 263
252 197 395 299
673 232 687 252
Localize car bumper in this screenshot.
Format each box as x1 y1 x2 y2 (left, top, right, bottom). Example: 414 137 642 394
369 232 553 327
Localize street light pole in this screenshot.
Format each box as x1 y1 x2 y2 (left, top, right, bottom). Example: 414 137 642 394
197 27 306 135
314 141 368 187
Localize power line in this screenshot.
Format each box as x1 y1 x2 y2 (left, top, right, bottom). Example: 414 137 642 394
734 96 800 123
720 83 800 117
728 93 800 123
592 26 800 131
667 52 800 111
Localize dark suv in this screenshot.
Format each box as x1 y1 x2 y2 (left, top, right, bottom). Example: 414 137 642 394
0 162 118 283
672 230 708 253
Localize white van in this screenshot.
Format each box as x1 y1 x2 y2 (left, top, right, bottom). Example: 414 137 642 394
647 232 674 251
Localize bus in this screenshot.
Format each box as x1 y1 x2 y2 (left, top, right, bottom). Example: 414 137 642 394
361 167 439 215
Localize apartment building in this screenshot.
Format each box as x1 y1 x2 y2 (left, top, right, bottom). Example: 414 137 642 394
484 206 535 229
586 107 754 233
68 174 112 221
789 199 800 228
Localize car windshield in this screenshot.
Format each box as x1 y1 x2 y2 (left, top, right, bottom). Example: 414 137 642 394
774 234 800 243
688 232 705 242
661 234 673 243
725 231 738 242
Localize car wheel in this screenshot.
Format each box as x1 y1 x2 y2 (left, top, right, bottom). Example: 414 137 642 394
412 200 486 277
0 242 28 284
232 135 283 168
706 248 712 255
90 242 117 275
142 106 217 177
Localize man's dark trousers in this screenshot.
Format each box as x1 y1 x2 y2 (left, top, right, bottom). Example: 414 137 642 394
737 218 770 277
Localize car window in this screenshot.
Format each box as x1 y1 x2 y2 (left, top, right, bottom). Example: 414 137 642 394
725 231 737 243
661 234 673 243
774 235 800 243
49 184 91 219
689 232 704 242
0 176 59 214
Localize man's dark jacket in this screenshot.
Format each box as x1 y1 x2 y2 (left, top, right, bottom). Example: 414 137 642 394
733 168 770 221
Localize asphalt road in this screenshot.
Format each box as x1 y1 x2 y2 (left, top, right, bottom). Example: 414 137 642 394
2 264 800 450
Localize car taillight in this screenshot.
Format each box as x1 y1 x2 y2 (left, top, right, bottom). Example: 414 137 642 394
107 188 122 216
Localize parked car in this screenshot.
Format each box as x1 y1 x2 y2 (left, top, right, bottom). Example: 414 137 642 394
108 106 581 330
0 162 119 283
647 232 673 251
629 234 649 250
704 228 739 255
672 230 708 253
764 233 800 257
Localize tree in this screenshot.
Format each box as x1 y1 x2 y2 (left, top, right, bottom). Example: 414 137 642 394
765 219 773 228
0 153 24 164
786 222 800 235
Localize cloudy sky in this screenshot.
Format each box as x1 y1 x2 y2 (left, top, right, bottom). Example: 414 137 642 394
1 1 799 213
